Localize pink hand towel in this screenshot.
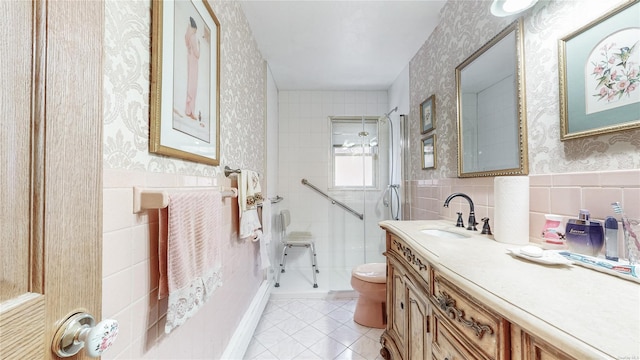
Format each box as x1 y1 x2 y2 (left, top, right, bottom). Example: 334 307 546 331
158 190 223 334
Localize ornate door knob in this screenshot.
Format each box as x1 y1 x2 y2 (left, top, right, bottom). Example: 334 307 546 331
52 312 119 357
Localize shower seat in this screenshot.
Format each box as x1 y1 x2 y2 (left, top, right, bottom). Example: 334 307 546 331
275 209 319 288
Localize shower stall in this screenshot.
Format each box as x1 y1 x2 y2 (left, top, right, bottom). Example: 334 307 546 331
273 98 405 295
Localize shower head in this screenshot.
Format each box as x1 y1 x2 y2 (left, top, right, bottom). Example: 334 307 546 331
378 107 398 123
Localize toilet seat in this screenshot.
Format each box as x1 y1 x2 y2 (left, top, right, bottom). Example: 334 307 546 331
352 262 386 283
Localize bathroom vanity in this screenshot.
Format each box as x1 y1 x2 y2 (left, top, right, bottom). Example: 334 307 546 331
379 220 640 360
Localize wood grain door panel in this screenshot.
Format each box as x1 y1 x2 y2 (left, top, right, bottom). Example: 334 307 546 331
0 1 103 358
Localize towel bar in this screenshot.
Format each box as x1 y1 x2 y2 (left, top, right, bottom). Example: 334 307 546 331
224 166 241 177
133 186 237 213
224 165 262 178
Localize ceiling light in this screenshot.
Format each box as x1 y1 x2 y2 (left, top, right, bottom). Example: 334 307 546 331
491 0 538 17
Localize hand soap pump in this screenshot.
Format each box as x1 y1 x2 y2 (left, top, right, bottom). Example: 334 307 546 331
565 209 604 256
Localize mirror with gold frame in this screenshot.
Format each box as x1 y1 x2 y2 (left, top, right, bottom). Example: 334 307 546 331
455 19 528 178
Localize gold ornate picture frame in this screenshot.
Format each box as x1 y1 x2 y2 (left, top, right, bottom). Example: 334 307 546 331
421 134 436 170
150 0 221 165
420 94 436 134
559 0 640 141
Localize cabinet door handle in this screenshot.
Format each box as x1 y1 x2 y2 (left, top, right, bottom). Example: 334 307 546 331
400 302 404 310
435 291 493 339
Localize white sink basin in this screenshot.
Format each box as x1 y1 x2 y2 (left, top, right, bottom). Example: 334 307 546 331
420 229 468 239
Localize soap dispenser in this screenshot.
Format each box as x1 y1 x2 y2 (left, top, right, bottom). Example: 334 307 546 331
565 209 604 256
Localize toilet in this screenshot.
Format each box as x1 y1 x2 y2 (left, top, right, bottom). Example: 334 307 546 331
350 262 387 329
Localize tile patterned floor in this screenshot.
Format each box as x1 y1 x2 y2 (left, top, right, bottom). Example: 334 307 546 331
244 297 385 360
270 267 353 297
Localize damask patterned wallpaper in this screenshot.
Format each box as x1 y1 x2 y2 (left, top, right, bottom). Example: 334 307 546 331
103 0 265 176
409 0 640 181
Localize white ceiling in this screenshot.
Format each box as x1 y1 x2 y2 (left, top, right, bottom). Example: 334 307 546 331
239 0 446 91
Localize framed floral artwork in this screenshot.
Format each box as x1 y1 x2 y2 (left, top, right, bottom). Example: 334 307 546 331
559 0 640 141
420 94 436 134
150 0 221 164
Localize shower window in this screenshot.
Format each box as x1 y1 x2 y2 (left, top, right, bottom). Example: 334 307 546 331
330 117 379 189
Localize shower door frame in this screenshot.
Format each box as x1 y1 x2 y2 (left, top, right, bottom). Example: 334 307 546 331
326 115 389 291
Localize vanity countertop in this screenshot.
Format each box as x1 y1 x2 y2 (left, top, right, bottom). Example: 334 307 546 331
380 220 640 359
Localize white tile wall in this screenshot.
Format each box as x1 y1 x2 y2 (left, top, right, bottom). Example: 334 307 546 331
409 170 640 259
277 91 390 286
102 169 263 359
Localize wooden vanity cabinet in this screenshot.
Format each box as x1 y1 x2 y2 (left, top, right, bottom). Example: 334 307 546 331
431 272 510 360
511 325 574 360
387 260 407 357
406 276 431 359
431 313 479 360
381 233 573 360
383 260 406 358
382 236 432 360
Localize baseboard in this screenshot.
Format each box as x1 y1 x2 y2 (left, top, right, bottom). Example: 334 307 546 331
220 280 271 360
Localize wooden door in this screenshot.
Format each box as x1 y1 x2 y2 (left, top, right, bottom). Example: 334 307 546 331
432 314 477 360
0 1 103 359
406 280 430 360
389 261 406 348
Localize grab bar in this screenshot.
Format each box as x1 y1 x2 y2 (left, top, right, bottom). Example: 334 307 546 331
256 195 284 208
301 179 364 220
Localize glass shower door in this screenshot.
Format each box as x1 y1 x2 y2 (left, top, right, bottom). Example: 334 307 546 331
327 116 388 291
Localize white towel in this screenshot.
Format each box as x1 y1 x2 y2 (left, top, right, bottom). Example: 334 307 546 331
238 170 263 213
239 208 261 239
256 199 272 270
238 170 263 239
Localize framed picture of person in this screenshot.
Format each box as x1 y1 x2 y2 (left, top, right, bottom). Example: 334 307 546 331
150 0 221 165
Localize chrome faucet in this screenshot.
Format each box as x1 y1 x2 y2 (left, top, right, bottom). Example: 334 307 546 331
443 193 477 231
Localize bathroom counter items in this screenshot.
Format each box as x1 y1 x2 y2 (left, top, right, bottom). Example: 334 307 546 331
506 248 573 266
379 220 640 360
559 251 639 284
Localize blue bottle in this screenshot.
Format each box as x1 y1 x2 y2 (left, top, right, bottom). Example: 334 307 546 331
604 216 619 261
565 209 604 256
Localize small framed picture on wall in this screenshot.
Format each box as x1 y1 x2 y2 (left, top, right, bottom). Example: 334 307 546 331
420 94 436 134
421 134 436 170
